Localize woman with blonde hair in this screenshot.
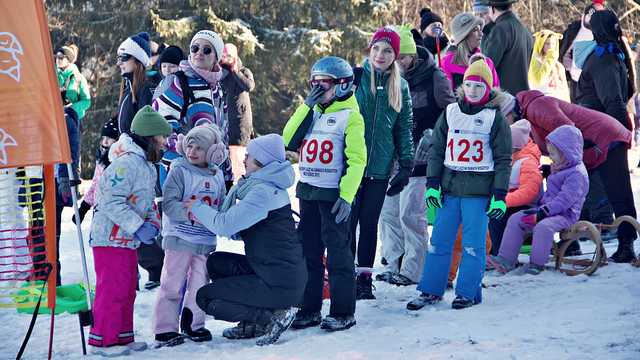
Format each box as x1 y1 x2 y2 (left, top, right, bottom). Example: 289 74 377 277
441 12 500 91
529 30 570 101
352 26 414 300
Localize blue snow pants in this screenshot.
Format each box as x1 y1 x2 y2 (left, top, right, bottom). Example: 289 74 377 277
417 195 488 302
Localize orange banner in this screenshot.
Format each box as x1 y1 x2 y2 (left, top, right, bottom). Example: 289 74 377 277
0 1 70 168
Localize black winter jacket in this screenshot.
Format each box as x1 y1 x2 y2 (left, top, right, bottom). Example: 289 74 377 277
221 62 255 146
117 73 156 134
576 51 631 130
403 46 456 176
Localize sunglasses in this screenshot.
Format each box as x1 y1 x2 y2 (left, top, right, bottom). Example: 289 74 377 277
117 53 132 63
190 45 213 55
55 53 66 60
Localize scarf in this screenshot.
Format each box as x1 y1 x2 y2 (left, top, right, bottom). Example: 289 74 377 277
219 175 262 212
179 60 223 87
594 42 625 60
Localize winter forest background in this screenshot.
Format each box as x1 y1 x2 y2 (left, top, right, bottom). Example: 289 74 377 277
47 0 640 178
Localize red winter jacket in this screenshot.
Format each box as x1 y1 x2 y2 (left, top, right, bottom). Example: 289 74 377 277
516 90 632 170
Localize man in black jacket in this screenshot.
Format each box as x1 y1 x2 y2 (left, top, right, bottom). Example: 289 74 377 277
481 0 533 95
220 43 255 181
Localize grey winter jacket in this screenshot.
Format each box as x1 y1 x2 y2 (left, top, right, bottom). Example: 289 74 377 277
90 134 160 249
161 158 225 255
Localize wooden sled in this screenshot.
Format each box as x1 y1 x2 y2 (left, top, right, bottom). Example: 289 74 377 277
551 216 640 276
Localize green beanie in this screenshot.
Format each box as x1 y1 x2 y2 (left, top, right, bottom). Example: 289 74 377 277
397 25 417 55
130 105 172 137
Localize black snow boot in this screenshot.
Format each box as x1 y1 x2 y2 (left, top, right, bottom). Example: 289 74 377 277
180 307 212 342
356 273 376 300
406 293 442 311
255 308 297 346
610 239 637 263
320 315 356 332
291 311 322 329
222 321 266 339
451 295 478 310
154 332 185 348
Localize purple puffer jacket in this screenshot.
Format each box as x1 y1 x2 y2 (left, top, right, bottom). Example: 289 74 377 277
540 125 589 224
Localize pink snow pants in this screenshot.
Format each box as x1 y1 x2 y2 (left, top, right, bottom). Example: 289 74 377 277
89 246 138 347
153 249 208 334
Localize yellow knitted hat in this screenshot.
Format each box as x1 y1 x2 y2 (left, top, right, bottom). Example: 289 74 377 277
463 59 493 88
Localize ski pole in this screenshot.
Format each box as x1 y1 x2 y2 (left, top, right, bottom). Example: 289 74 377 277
66 163 93 355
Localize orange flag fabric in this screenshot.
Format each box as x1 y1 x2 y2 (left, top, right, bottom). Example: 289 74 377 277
0 1 70 168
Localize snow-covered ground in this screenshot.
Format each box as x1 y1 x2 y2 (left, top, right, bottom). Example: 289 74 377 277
2 157 640 359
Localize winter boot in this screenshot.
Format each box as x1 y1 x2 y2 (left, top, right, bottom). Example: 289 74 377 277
388 273 416 286
320 315 356 332
486 255 516 274
406 293 442 310
90 345 130 357
451 295 479 310
610 239 637 263
356 272 376 300
144 280 160 290
154 332 185 348
222 321 266 339
126 342 148 352
180 307 212 342
375 271 394 282
521 263 544 275
255 308 297 346
290 311 322 330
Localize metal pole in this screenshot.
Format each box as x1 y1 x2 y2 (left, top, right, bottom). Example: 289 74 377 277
66 163 92 310
65 163 92 355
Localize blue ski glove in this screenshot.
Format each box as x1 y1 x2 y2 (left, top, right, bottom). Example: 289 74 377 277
134 222 159 245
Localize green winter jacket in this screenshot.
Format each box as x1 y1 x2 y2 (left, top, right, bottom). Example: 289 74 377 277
57 64 91 120
283 94 367 204
427 91 512 197
355 59 414 179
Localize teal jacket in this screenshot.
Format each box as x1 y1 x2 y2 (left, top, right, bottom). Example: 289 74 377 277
355 59 414 179
427 91 512 197
57 64 91 120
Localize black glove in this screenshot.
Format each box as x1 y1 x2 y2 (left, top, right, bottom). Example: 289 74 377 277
536 205 550 222
386 167 412 196
540 164 551 179
72 200 92 225
304 85 326 108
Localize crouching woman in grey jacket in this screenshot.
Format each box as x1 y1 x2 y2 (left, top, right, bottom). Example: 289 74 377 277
187 134 307 346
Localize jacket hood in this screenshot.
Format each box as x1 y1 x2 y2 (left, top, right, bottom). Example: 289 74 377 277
514 139 541 162
516 90 545 117
171 157 220 177
404 46 436 85
248 160 295 190
546 125 583 167
108 133 146 162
